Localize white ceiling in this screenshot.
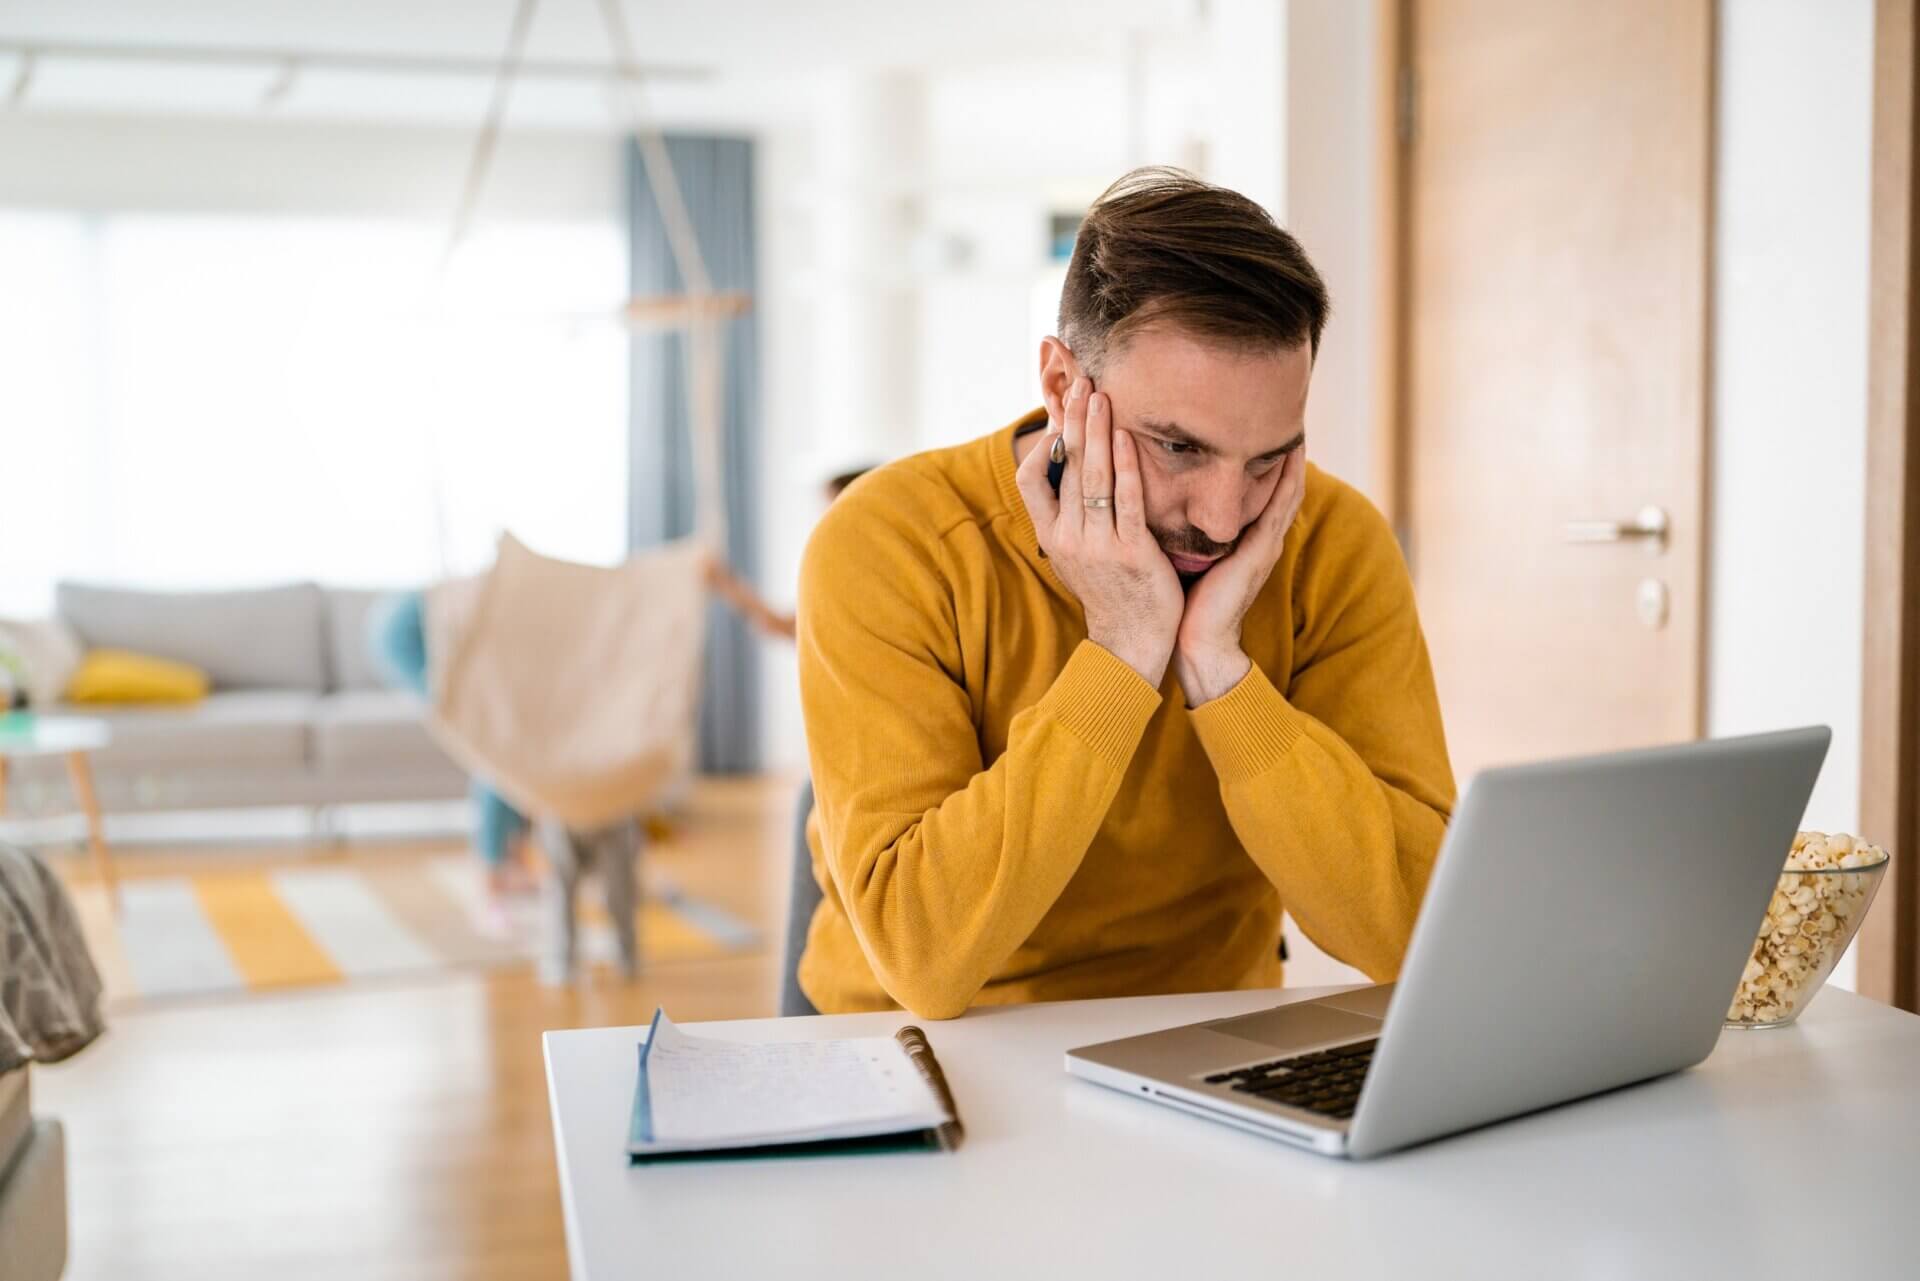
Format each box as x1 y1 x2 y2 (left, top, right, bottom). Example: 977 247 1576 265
0 0 1204 131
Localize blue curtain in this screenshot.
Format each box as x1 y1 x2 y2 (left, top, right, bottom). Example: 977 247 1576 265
627 135 761 773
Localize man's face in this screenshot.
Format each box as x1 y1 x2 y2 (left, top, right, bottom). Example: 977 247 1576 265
1075 327 1311 578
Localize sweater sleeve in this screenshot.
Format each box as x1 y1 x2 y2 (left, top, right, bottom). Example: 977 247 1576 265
798 495 1164 1019
1188 495 1457 982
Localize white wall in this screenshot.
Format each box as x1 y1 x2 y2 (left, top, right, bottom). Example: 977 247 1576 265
0 113 622 219
1207 0 1289 222
753 126 817 776
1284 0 1380 500
1707 0 1875 988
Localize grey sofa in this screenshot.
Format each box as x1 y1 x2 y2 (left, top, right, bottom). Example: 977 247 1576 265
1 582 465 819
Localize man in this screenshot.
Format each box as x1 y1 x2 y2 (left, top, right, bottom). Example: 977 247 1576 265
796 167 1455 1019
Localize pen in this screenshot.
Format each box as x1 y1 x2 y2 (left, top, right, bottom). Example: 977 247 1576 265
895 1024 965 1152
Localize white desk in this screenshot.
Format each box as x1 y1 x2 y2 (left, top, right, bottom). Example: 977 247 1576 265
544 985 1920 1281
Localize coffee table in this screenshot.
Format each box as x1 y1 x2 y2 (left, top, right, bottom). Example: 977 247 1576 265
0 715 116 910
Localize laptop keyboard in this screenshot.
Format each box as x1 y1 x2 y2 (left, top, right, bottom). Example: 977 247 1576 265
1203 1039 1377 1121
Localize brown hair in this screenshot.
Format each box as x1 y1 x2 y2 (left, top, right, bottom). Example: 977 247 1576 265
822 466 873 501
1058 167 1330 373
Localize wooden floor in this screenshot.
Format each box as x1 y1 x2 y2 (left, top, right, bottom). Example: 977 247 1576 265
32 776 801 1281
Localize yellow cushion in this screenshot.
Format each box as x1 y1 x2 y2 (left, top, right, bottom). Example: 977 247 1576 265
64 649 210 705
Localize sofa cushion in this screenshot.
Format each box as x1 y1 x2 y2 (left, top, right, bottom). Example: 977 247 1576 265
55 582 326 693
0 618 82 709
324 589 391 693
63 650 210 705
312 690 446 772
53 691 315 771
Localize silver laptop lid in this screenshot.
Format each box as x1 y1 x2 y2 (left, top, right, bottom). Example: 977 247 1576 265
1347 726 1830 1159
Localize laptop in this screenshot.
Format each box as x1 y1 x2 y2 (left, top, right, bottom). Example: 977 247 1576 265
1065 727 1830 1160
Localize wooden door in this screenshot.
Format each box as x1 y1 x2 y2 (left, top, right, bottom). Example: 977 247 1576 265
1860 0 1920 1011
1400 0 1713 782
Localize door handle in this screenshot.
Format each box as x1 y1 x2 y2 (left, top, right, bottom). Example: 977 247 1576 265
1564 505 1669 551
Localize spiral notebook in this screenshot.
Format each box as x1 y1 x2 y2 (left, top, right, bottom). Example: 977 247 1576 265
627 1009 965 1160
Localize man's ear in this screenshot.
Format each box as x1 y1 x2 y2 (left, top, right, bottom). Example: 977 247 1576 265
1038 336 1083 429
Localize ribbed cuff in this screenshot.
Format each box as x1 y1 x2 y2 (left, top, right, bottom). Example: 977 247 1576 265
1040 640 1165 768
1190 661 1305 783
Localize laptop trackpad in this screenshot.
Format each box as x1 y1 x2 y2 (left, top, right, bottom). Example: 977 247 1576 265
1208 1000 1383 1051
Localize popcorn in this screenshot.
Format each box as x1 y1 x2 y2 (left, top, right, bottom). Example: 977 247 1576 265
1727 831 1890 1026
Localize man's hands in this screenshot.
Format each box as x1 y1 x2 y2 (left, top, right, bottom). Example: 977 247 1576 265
1172 445 1307 705
1014 376 1309 702
1015 377 1183 686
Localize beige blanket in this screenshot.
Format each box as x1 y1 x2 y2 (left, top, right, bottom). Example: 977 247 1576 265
426 533 708 830
0 843 104 1073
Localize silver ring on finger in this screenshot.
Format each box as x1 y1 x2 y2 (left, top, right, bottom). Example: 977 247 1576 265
1082 496 1114 509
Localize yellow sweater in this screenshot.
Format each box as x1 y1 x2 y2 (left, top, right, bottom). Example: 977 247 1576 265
796 409 1456 1019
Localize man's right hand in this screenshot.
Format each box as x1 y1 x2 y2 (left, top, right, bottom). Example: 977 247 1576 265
1015 376 1183 687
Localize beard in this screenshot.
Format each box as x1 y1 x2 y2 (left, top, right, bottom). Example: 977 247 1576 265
1151 524 1239 588
1153 527 1238 557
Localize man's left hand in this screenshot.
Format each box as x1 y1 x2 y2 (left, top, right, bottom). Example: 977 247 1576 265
1173 446 1308 706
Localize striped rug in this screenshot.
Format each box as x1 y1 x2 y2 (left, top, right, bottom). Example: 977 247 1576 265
71 856 760 1005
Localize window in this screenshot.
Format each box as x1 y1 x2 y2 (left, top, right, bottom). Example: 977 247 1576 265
0 210 629 614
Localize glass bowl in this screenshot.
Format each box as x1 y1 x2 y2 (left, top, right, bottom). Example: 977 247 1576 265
1726 838 1889 1029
